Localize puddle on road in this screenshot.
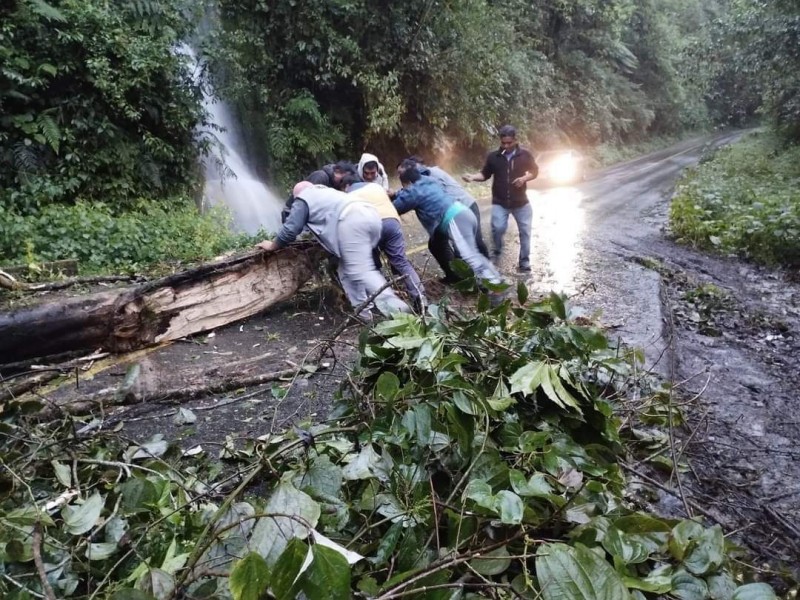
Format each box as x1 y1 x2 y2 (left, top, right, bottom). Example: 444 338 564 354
528 186 585 294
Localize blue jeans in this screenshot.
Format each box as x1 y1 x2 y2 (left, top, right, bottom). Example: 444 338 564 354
491 203 532 268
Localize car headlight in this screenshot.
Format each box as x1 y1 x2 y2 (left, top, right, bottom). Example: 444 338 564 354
550 155 577 183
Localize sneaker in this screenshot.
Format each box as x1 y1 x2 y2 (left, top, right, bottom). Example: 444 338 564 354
517 264 532 273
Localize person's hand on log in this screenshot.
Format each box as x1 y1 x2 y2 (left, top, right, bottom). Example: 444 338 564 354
256 240 278 252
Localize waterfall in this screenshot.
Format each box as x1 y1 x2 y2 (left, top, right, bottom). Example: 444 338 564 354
181 45 283 235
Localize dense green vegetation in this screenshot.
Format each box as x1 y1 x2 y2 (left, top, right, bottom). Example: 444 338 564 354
0 293 780 598
670 133 800 269
2 0 798 273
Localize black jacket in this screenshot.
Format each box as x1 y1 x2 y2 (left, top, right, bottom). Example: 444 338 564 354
282 164 339 222
480 146 538 208
306 164 338 188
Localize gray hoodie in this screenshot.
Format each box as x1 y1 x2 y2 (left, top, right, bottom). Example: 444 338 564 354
276 185 377 255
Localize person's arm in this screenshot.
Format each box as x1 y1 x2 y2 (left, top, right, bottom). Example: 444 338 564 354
462 157 493 183
391 188 417 215
257 200 309 251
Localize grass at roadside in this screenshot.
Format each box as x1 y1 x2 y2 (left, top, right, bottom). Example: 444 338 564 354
0 198 261 277
669 132 800 269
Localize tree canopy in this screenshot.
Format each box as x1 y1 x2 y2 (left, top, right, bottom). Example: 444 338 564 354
1 0 797 207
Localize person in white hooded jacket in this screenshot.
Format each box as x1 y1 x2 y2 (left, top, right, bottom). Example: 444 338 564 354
357 152 390 191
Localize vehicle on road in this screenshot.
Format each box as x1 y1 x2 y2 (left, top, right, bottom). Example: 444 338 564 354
533 149 585 186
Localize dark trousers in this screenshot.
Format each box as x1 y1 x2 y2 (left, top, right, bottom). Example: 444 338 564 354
372 219 425 300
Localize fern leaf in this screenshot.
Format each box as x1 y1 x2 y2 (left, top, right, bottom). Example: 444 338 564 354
12 142 41 172
37 113 61 154
25 0 67 23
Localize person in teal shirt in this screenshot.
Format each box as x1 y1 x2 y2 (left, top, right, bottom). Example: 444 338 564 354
394 167 502 289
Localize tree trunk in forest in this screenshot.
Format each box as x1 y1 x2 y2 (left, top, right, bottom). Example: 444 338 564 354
0 244 324 365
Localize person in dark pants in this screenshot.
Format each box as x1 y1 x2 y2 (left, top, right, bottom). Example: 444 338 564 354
406 156 490 258
394 167 503 295
343 175 427 311
463 125 538 272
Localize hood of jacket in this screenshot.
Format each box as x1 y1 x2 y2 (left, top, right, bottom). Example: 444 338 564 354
357 153 390 191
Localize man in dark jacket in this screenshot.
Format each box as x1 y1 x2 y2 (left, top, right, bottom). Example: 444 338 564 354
281 161 356 223
463 125 538 272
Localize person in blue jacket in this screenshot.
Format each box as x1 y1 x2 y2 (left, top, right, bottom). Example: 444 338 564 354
393 167 503 290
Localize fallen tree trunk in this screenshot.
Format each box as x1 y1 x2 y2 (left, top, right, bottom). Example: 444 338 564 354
0 243 323 365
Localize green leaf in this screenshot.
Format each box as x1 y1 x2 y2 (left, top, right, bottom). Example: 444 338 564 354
495 490 524 524
6 505 54 526
517 280 529 304
86 542 118 561
671 569 709 600
136 567 175 600
298 544 351 600
549 292 568 320
372 522 403 566
121 478 159 514
669 519 705 561
294 455 343 497
51 461 72 487
470 545 511 576
271 538 308 599
250 481 320 565
547 366 582 412
708 573 737 600
612 514 671 553
536 542 631 600
622 567 673 594
62 493 104 535
464 480 495 510
510 470 553 497
731 583 777 600
229 552 270 600
375 372 400 401
602 526 650 565
683 525 724 576
509 361 547 395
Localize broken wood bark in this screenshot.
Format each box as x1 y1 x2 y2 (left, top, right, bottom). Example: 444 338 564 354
0 243 324 365
30 366 308 420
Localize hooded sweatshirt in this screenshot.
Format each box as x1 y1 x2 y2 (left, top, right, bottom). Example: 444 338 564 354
357 153 390 191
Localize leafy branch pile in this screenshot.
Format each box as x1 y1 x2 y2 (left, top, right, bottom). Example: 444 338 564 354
0 291 778 599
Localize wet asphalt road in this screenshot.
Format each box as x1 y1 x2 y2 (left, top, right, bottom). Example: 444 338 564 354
403 131 744 371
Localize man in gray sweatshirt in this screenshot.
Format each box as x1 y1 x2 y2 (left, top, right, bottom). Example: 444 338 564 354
257 181 411 320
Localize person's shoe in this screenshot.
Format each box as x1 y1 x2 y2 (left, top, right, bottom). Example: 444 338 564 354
517 264 532 273
438 275 461 285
